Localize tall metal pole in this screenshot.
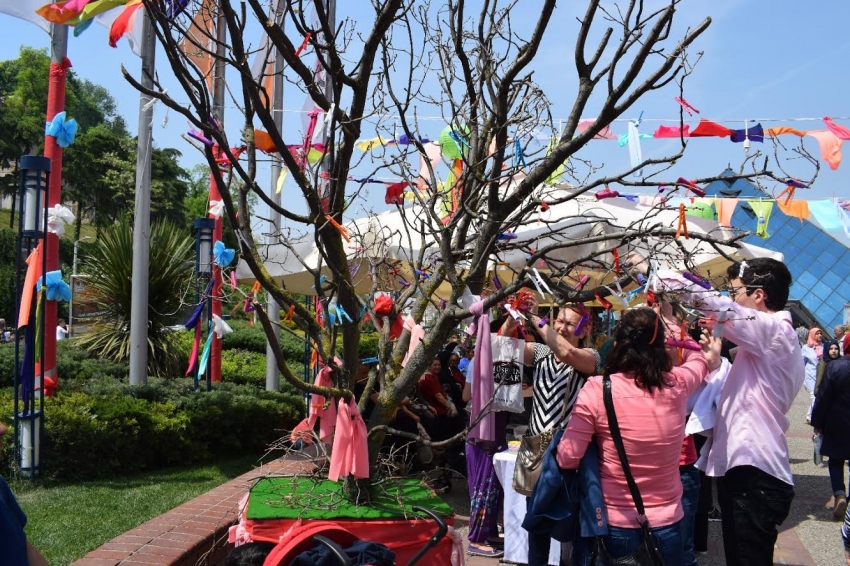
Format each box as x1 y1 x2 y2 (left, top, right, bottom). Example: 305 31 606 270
129 8 157 386
209 3 227 383
265 13 285 391
42 23 68 392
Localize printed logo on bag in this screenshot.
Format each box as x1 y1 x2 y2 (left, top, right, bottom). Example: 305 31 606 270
493 361 522 385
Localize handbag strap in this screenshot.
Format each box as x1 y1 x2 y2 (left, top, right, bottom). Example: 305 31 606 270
603 373 649 525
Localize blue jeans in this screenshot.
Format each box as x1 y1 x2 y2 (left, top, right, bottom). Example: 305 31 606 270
680 465 701 566
571 521 683 566
829 458 850 497
526 496 552 566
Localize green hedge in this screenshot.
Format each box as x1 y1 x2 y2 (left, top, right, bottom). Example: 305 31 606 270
0 379 305 480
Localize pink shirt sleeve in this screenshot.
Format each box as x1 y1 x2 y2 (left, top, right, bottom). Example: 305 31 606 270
671 348 708 396
556 377 600 470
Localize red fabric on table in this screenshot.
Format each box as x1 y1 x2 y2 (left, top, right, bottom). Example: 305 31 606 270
246 516 455 565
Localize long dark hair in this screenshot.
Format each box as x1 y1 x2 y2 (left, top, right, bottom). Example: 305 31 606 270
605 308 673 394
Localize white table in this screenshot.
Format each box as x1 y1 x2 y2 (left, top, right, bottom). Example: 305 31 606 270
493 450 562 565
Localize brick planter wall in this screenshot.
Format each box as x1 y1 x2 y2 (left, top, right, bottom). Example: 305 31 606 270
72 457 316 566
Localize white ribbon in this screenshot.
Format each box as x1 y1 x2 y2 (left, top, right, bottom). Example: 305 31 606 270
212 314 233 338
46 204 75 236
209 200 225 219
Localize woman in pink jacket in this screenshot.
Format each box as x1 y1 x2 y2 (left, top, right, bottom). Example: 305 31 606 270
556 307 708 565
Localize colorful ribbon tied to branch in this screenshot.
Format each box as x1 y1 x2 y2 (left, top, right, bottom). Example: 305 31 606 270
45 111 78 148
328 397 370 481
211 314 233 339
213 241 235 267
210 200 224 220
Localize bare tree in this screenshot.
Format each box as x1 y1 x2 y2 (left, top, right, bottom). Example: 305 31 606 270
128 0 815 484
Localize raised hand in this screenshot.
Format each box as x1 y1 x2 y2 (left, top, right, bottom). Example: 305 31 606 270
699 326 723 371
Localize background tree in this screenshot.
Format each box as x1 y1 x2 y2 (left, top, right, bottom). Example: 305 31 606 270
0 47 193 236
133 0 813 480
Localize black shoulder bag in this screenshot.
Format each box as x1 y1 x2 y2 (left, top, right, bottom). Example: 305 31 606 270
591 374 665 565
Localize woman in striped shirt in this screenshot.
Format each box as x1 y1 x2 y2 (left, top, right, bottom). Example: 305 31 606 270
500 298 600 565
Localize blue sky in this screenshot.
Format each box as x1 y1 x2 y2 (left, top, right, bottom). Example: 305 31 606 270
2 1 848 211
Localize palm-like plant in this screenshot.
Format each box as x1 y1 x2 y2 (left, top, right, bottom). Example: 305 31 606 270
78 221 194 376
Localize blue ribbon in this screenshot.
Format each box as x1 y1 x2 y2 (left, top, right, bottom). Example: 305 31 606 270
36 270 71 302
213 240 235 267
45 111 78 148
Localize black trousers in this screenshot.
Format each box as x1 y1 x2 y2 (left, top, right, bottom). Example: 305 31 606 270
717 465 794 566
693 434 712 553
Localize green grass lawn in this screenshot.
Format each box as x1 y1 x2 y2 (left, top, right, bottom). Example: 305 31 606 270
10 455 259 566
0 208 98 242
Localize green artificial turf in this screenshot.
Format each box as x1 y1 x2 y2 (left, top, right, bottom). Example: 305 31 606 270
247 477 453 521
9 455 258 566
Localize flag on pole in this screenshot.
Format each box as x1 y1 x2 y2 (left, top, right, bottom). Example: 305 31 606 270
0 0 52 32
179 0 216 89
95 2 145 56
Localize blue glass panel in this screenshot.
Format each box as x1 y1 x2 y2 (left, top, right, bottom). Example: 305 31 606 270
769 230 790 247
827 239 846 258
786 257 806 278
800 222 821 241
789 281 808 301
770 214 787 228
784 242 803 259
816 302 840 326
803 294 823 315
819 249 839 267
796 270 818 291
798 246 818 265
821 270 844 292
831 259 850 279
828 313 844 330
811 280 832 302
807 261 828 279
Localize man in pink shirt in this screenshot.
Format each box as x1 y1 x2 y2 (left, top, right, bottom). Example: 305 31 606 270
645 257 803 565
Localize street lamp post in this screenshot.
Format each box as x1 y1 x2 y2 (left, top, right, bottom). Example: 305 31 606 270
69 235 92 337
194 218 215 391
14 155 50 480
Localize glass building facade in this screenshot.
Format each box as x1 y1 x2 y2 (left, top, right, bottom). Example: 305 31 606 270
703 170 848 332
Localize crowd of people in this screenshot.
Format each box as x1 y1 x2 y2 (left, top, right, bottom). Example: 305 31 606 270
406 257 830 565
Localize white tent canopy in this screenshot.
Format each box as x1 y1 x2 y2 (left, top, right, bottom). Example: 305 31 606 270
236 195 782 297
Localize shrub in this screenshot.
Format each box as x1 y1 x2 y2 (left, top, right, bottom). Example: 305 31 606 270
77 220 193 376
0 379 305 480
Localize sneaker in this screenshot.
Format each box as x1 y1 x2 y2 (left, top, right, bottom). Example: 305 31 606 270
467 544 504 558
834 496 848 520
707 507 722 522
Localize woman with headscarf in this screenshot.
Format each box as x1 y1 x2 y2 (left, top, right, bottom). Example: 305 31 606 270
816 340 841 395
812 335 850 520
803 328 824 423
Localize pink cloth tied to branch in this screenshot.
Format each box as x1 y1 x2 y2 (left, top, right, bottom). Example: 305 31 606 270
467 300 495 442
306 366 338 443
328 397 370 481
